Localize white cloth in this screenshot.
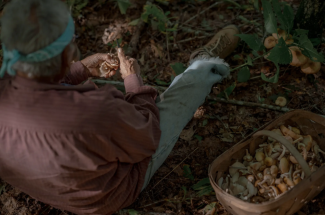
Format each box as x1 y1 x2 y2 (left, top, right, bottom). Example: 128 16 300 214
141 57 230 190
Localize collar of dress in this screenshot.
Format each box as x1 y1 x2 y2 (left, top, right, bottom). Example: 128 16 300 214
10 76 96 92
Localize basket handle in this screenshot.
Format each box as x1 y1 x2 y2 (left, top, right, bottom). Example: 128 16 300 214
252 130 312 178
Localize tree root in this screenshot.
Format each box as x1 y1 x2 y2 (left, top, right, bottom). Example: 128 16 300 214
125 0 153 56
90 79 293 112
126 19 146 56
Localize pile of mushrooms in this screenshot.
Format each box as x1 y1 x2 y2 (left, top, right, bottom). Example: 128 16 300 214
217 125 325 203
264 28 321 74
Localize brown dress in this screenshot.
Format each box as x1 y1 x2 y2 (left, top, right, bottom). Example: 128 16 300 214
0 62 161 215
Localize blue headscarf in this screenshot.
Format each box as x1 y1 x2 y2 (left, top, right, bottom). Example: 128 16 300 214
0 15 75 78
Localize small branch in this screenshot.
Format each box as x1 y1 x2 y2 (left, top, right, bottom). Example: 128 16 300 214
119 210 169 215
166 32 170 62
151 147 199 190
91 79 168 92
230 63 248 72
126 0 153 56
139 200 167 209
179 26 215 36
173 19 180 48
126 19 145 56
180 1 222 27
177 36 208 44
139 196 199 209
230 55 264 72
208 95 293 112
89 79 293 112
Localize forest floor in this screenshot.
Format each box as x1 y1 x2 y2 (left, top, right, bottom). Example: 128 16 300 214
1 0 325 214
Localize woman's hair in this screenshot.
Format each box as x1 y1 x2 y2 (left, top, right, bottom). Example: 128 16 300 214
1 0 70 77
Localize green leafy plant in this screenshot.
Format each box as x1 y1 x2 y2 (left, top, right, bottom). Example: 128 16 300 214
194 135 203 142
183 165 194 181
116 0 132 15
192 178 214 197
140 4 177 33
141 4 168 32
66 0 88 17
217 82 236 98
237 66 251 83
202 119 208 127
107 38 123 49
234 0 324 84
170 62 187 81
128 209 139 215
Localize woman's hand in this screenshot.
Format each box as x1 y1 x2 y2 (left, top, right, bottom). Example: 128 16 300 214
81 53 118 78
117 48 140 79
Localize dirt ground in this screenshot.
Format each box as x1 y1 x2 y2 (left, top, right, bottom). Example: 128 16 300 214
1 0 325 214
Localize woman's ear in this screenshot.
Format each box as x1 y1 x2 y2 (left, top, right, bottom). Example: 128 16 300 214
61 43 76 67
72 42 81 61
56 43 75 82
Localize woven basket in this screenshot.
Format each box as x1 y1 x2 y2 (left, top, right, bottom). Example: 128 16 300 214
208 110 325 215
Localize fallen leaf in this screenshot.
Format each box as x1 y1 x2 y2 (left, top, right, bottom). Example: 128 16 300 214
152 206 166 213
198 202 216 215
180 121 196 141
236 82 249 88
128 209 139 215
183 164 194 181
170 62 187 76
102 22 128 44
242 121 249 128
220 132 234 142
16 207 30 215
194 135 203 142
164 201 177 210
220 116 228 120
263 84 273 95
139 53 145 66
171 165 183 176
150 40 164 58
1 195 17 214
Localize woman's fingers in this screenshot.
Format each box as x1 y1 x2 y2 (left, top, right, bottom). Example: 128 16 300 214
106 55 116 65
117 48 127 62
89 67 100 77
106 70 117 78
96 53 109 62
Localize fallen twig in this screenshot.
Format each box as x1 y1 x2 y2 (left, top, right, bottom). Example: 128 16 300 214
139 196 200 209
173 25 179 48
119 210 169 215
126 19 145 56
179 26 215 37
90 79 293 112
166 32 170 62
180 1 222 27
126 0 153 56
151 147 199 190
139 199 167 208
177 36 208 44
208 95 293 112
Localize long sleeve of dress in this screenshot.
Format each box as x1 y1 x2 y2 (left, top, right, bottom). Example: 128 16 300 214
60 61 89 85
82 74 161 164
